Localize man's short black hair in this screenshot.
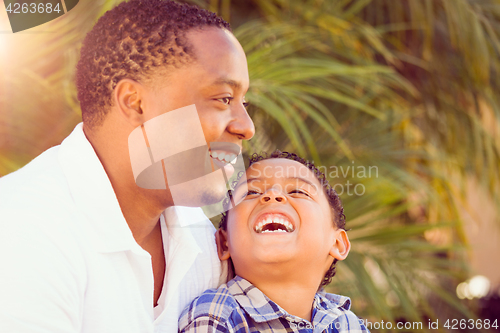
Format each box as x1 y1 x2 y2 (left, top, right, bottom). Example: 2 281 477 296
76 0 231 127
219 150 347 289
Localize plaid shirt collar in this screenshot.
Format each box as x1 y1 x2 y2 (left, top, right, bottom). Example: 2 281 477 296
227 276 351 325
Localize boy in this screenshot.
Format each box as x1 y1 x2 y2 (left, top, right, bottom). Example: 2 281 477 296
178 151 369 332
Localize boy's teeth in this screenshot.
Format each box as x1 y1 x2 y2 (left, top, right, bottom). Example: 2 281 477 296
254 216 294 233
218 152 226 160
211 151 218 158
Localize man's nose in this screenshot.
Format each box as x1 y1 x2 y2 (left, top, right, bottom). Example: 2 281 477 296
260 189 287 204
227 104 255 140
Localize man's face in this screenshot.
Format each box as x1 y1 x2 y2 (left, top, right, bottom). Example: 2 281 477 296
225 159 340 280
138 28 254 206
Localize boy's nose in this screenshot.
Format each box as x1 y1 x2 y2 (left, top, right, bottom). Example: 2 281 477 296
260 190 287 203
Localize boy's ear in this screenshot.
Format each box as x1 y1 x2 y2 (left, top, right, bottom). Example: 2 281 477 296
113 79 145 127
215 229 231 261
329 229 350 261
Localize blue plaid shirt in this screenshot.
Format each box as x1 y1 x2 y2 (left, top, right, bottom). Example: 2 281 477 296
179 276 370 333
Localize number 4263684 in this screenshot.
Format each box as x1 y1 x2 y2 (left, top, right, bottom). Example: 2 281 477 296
5 2 62 14
444 319 498 330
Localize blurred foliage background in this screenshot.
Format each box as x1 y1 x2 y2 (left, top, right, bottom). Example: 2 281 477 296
1 0 500 331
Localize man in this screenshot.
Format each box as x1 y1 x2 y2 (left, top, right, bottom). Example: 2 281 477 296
0 0 254 332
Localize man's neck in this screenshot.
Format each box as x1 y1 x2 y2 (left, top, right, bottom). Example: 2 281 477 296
84 122 173 245
84 117 171 307
112 180 166 245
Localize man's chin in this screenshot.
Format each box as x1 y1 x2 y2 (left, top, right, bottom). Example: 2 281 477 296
169 169 229 208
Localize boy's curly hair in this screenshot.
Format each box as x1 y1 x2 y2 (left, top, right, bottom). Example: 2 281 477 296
219 150 346 289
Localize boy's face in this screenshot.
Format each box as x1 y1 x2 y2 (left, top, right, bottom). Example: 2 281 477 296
219 158 350 281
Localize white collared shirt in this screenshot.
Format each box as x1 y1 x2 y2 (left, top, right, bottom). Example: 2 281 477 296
0 124 223 333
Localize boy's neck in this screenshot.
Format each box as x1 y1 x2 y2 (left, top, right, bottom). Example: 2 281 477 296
248 277 319 322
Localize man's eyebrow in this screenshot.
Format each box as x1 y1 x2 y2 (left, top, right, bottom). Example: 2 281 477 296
211 77 243 90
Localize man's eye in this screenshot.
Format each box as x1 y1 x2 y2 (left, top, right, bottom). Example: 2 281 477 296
217 97 233 105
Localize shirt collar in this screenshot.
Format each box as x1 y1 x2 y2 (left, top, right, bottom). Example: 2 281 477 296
228 276 352 324
58 123 209 256
312 290 352 330
58 123 139 253
317 290 351 311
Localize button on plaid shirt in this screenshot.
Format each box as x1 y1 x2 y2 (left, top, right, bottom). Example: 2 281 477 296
179 276 370 333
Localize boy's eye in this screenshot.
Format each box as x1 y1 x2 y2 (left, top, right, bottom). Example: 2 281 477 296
243 101 250 108
289 189 310 197
242 190 261 199
247 190 261 196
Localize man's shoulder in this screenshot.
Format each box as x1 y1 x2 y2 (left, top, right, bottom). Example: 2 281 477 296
1 144 61 186
0 124 100 225
0 144 90 282
0 128 94 248
0 145 73 214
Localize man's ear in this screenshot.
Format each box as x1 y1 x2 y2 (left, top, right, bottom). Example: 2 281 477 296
215 229 231 261
113 79 145 127
329 229 350 261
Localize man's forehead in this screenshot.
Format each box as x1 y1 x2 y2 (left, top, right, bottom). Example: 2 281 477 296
152 28 247 93
186 27 242 52
185 28 244 64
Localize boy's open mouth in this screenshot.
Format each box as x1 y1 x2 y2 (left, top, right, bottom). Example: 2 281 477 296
254 214 295 233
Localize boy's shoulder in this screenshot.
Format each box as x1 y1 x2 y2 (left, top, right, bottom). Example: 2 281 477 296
181 278 240 320
179 275 289 332
178 277 243 332
315 291 369 331
179 276 370 333
316 290 352 311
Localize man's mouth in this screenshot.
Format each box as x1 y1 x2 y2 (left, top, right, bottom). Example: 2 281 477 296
209 150 238 165
254 214 295 233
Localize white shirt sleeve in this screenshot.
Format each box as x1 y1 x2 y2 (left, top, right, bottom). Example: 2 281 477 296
0 209 85 333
